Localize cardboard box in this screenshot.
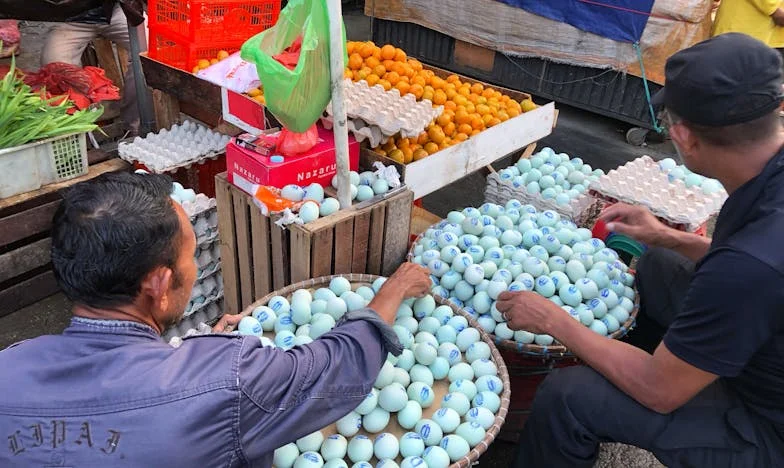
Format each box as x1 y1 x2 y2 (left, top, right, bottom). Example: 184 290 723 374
227 125 359 192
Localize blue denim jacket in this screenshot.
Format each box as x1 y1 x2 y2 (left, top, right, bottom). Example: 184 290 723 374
0 309 401 467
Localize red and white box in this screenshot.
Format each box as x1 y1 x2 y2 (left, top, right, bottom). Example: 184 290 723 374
227 125 359 193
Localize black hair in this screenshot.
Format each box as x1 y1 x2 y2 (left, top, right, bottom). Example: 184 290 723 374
51 171 183 309
670 108 782 147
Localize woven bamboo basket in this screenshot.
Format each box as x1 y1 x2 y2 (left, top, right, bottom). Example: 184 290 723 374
409 222 639 358
234 273 511 468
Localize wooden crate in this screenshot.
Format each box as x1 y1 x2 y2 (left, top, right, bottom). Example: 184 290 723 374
215 173 415 314
0 157 130 317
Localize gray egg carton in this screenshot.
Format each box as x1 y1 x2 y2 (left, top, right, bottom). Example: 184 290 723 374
325 79 443 139
164 298 225 347
319 115 391 148
589 156 726 230
184 270 223 317
485 171 602 226
117 121 231 173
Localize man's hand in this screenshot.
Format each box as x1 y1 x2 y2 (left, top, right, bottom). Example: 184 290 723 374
598 203 672 247
212 313 243 333
496 291 562 334
772 8 784 26
384 262 431 299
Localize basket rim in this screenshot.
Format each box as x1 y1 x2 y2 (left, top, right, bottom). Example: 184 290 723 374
408 222 640 356
236 273 512 468
0 131 85 156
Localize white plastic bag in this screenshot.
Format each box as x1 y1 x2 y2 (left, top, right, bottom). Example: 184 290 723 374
196 52 260 94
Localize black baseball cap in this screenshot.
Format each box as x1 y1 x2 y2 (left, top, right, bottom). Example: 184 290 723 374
653 33 783 127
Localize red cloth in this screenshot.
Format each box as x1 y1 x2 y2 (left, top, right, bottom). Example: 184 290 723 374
272 36 303 70
22 62 120 111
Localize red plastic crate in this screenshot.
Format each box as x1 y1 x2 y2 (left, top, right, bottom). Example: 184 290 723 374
148 26 242 71
149 0 280 44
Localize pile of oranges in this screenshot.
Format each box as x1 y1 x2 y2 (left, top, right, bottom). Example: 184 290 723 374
192 50 231 73
345 41 538 164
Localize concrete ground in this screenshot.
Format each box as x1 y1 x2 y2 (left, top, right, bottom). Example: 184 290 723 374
3 9 672 467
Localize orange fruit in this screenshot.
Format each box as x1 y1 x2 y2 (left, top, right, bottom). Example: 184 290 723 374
471 116 484 130
458 86 471 97
378 79 392 91
476 104 491 116
343 69 353 79
358 67 372 80
432 90 447 105
394 48 407 62
397 137 411 149
412 75 427 87
402 64 416 79
409 83 424 99
372 48 382 61
396 81 411 95
422 90 434 102
482 88 495 99
366 74 380 86
402 147 414 164
445 88 458 100
458 123 473 135
380 44 396 60
247 88 262 97
476 96 488 105
359 42 375 58
374 148 387 157
209 58 219 65
347 42 357 55
431 76 446 90
471 129 481 136
372 64 386 77
217 50 230 60
197 59 210 69
439 140 450 150
521 99 537 112
436 113 453 127
467 94 479 104
507 107 520 118
498 111 510 122
408 59 424 71
365 56 380 69
424 142 439 154
490 117 502 126
444 101 457 112
465 103 476 114
382 59 396 71
385 71 401 85
427 126 446 144
192 66 200 73
388 149 405 164
454 133 468 142
252 94 266 104
446 74 460 84
348 53 363 70
413 148 429 161
417 132 429 145
455 110 471 125
470 82 484 95
482 114 494 126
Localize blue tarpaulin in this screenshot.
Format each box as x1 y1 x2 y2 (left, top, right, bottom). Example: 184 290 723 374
495 0 655 43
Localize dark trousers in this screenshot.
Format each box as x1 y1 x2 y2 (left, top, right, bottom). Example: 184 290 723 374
515 247 784 468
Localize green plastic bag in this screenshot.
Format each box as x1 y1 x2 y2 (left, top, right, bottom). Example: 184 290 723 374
241 0 346 133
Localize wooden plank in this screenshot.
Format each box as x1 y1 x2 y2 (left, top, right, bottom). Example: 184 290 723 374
289 227 312 284
117 47 129 78
351 209 371 273
152 90 180 131
0 159 129 212
0 200 60 248
310 227 334 278
93 39 124 91
233 193 253 310
411 205 442 238
381 190 415 276
249 201 272 300
215 174 240 314
0 270 59 318
333 218 354 274
367 205 386 275
454 40 496 73
270 221 289 290
0 238 52 283
141 54 222 112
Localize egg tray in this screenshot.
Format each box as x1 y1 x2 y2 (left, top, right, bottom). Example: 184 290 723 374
164 299 225 346
195 238 221 273
408 220 639 357
184 270 223 317
320 115 391 149
230 273 511 468
182 195 217 221
117 122 231 173
325 79 444 139
485 172 604 228
589 156 726 232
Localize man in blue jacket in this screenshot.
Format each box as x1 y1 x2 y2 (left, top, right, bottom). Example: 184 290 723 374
501 33 784 467
0 171 430 466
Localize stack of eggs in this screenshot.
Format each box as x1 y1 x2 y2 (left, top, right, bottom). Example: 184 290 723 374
410 201 636 345
495 147 604 206
277 169 395 224
236 278 504 468
657 158 725 196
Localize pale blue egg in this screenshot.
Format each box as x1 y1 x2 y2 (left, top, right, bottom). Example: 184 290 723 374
348 435 374 463
565 260 587 283
432 305 453 325
282 184 306 201
440 435 470 462
314 288 337 302
465 407 495 431
436 231 458 249
415 420 444 447
471 358 498 378
549 271 570 289
465 245 485 264
587 297 608 319
461 216 484 236
535 276 556 297
447 315 469 333
323 461 348 468
447 211 466 224
329 277 352 296
274 443 300 468
505 208 521 224
310 314 336 339
539 175 556 189
438 343 462 365
409 365 435 387
529 245 550 262
297 431 325 453
238 316 263 336
479 234 501 250
348 171 361 186
522 229 543 248
550 296 564 307
473 391 501 413
602 314 620 333
400 456 426 468
526 168 543 183
609 306 630 324
448 362 474 383
321 434 348 461
432 407 461 433
702 179 723 194
559 284 583 307
252 306 277 331
451 253 474 274
590 319 609 336
429 357 450 380
453 281 474 302
555 193 571 206
356 389 379 415
541 187 557 199
269 295 291 315
516 158 532 173
535 334 554 346
393 367 410 387
413 343 438 367
413 295 436 318
547 256 567 273
396 316 418 334
304 183 325 202
362 408 390 433
619 296 634 312
526 181 541 194
540 163 555 176
575 304 594 326
274 313 296 333
476 315 496 333
501 245 518 261
659 158 677 171
291 300 312 325
415 331 439 348
598 288 620 308
586 269 610 289
514 330 535 343
440 246 462 264
522 257 546 277
372 178 390 195
396 349 416 370
356 185 375 202
458 234 479 250
336 411 363 437
486 280 508 300
325 297 348 320
456 327 481 351
530 155 545 168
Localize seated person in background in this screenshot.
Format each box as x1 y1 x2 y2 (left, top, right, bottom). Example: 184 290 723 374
0 171 431 467
501 33 784 467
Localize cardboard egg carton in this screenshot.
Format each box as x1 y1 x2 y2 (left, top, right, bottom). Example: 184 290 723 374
320 116 391 148
485 172 603 227
325 79 443 139
589 156 726 231
184 270 223 317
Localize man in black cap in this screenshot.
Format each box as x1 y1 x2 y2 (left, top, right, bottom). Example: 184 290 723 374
501 33 784 467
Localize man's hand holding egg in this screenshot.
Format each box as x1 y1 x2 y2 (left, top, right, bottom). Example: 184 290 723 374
495 290 561 335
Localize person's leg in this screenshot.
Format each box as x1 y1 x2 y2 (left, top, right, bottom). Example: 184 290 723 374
626 247 695 352
41 22 99 66
516 366 778 468
100 4 149 133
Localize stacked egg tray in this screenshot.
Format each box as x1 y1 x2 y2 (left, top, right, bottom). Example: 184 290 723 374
230 274 511 468
322 79 444 146
180 193 223 318
408 202 638 357
118 120 231 173
162 299 224 347
589 156 727 232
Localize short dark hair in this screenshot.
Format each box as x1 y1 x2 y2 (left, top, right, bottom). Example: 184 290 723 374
668 108 782 147
51 172 182 309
